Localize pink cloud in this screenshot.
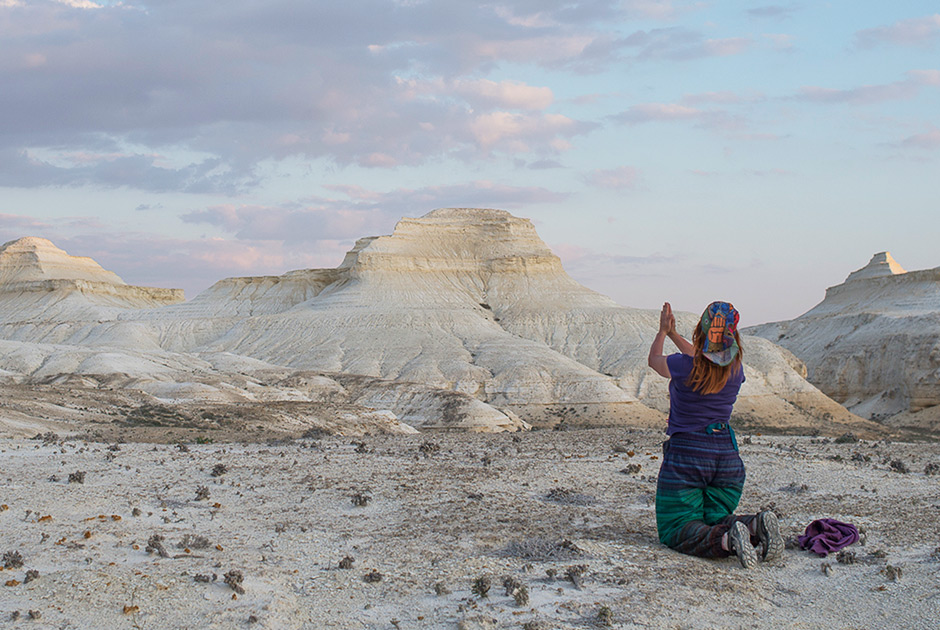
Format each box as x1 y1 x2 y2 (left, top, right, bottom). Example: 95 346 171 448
615 103 701 123
908 69 940 85
54 232 354 299
612 102 746 134
795 70 939 105
469 111 580 151
703 37 752 56
398 77 554 111
359 152 399 168
680 90 765 105
0 213 52 234
762 33 794 50
621 1 681 20
550 242 591 263
899 127 940 150
584 166 640 190
452 79 553 111
183 204 388 242
856 14 940 49
472 34 598 66
744 168 794 177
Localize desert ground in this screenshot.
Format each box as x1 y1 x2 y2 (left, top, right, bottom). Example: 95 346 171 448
1 424 938 630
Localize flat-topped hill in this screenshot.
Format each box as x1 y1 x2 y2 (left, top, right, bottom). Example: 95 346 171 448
0 236 125 285
0 210 886 438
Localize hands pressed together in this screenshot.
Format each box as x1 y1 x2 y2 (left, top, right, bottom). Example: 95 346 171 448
659 302 676 336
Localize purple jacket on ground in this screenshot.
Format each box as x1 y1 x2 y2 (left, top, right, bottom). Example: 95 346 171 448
798 518 860 556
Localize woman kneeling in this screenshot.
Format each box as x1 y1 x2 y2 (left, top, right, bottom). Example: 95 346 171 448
647 301 783 568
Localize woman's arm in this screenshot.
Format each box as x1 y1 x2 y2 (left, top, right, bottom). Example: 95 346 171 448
668 330 694 356
648 302 674 378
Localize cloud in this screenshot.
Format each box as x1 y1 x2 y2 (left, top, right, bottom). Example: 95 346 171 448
762 33 795 50
583 166 640 190
0 213 52 234
59 232 352 298
619 1 682 20
0 148 256 193
680 90 765 105
0 0 624 190
54 0 101 8
0 209 362 298
330 180 571 210
794 70 940 105
744 168 794 177
469 111 588 152
898 127 940 150
396 77 554 110
703 37 751 56
610 102 745 133
556 245 677 279
181 205 393 243
621 28 753 61
181 181 569 243
452 79 554 111
747 5 799 20
613 103 701 123
527 159 564 169
855 14 940 49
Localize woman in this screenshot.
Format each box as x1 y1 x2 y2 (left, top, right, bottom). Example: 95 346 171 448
647 301 783 568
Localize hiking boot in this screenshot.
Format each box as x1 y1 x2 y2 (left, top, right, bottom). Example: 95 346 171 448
756 510 784 563
728 521 758 569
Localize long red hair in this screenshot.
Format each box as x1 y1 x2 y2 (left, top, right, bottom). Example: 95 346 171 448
686 326 743 395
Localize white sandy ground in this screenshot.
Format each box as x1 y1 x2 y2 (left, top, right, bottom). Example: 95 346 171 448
0 428 938 630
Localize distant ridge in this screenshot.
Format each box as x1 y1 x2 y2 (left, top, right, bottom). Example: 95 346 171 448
0 211 884 437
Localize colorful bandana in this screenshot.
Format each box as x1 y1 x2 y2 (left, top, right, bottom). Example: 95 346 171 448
700 301 740 366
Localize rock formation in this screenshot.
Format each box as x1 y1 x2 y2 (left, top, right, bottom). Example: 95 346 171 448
0 237 183 328
747 252 940 433
0 211 883 438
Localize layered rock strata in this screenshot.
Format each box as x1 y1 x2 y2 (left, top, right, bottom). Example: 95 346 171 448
0 211 882 437
747 252 940 432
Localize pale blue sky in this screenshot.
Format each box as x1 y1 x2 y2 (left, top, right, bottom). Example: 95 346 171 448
1 1 938 324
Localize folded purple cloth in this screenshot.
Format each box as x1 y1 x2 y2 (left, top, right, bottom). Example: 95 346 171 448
798 518 859 556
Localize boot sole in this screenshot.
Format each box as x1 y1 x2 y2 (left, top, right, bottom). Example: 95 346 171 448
759 512 784 563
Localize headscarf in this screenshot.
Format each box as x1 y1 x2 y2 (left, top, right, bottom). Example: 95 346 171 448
700 301 740 366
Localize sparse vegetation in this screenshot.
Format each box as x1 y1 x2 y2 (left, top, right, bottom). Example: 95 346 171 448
505 537 585 560
145 534 169 558
2 550 24 569
565 564 588 589
224 569 246 594
889 459 910 473
544 487 595 505
471 575 491 598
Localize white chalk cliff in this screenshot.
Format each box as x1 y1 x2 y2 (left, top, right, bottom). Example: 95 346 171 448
747 252 940 432
0 211 879 437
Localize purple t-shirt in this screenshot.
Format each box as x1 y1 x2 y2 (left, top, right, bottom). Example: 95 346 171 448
666 353 745 436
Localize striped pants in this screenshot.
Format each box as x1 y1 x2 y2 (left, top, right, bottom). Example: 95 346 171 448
655 429 757 558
